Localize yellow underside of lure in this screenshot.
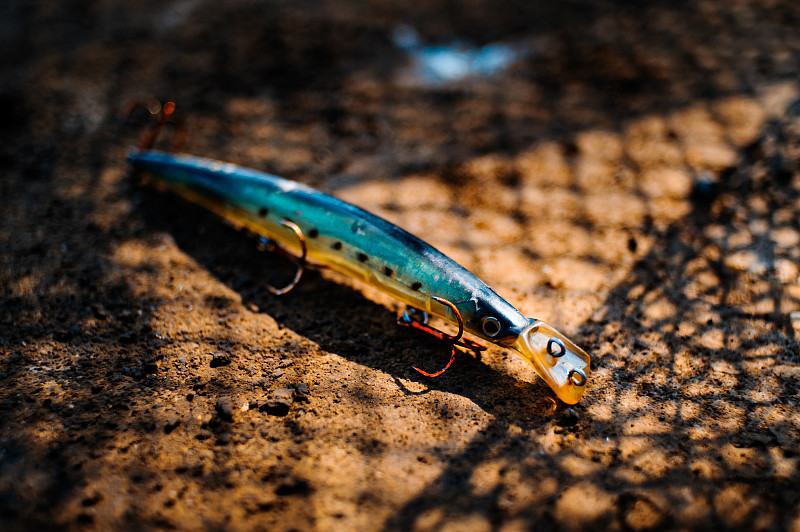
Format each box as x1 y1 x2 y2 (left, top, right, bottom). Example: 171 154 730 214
160 180 446 318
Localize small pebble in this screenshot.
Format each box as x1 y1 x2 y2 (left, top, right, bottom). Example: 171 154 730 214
557 408 579 428
215 397 235 421
164 414 180 434
261 388 294 416
292 382 310 403
275 475 310 496
210 353 232 368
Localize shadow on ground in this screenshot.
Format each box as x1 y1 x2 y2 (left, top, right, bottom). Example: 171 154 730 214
1 1 800 530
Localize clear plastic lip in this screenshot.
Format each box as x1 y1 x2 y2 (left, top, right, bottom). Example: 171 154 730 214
511 320 591 404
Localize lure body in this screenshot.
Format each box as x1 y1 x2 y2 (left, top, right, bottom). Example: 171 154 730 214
130 149 591 403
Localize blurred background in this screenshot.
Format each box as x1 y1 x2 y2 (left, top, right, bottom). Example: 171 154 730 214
1 1 800 530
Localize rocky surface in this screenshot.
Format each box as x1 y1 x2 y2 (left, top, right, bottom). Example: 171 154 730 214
2 1 800 530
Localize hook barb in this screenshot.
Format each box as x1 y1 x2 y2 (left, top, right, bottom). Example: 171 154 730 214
412 344 457 378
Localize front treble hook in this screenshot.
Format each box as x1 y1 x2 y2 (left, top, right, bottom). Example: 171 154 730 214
264 219 307 296
398 296 486 377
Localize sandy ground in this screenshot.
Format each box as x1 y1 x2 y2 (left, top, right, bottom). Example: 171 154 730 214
2 1 800 530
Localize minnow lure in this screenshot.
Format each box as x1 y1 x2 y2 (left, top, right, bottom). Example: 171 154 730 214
127 103 591 403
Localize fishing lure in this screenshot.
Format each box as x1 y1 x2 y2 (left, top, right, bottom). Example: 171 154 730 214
127 102 591 404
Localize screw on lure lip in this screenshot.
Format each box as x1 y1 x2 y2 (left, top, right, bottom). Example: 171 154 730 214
512 321 591 405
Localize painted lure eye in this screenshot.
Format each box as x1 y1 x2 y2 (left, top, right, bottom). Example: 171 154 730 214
481 316 501 337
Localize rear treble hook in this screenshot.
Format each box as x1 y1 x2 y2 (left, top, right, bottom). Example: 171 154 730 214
121 98 186 152
398 296 486 377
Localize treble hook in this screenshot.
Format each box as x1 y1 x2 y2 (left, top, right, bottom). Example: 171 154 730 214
398 296 486 377
264 219 307 296
121 98 186 152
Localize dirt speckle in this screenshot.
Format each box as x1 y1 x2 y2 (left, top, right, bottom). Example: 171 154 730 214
2 1 800 530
